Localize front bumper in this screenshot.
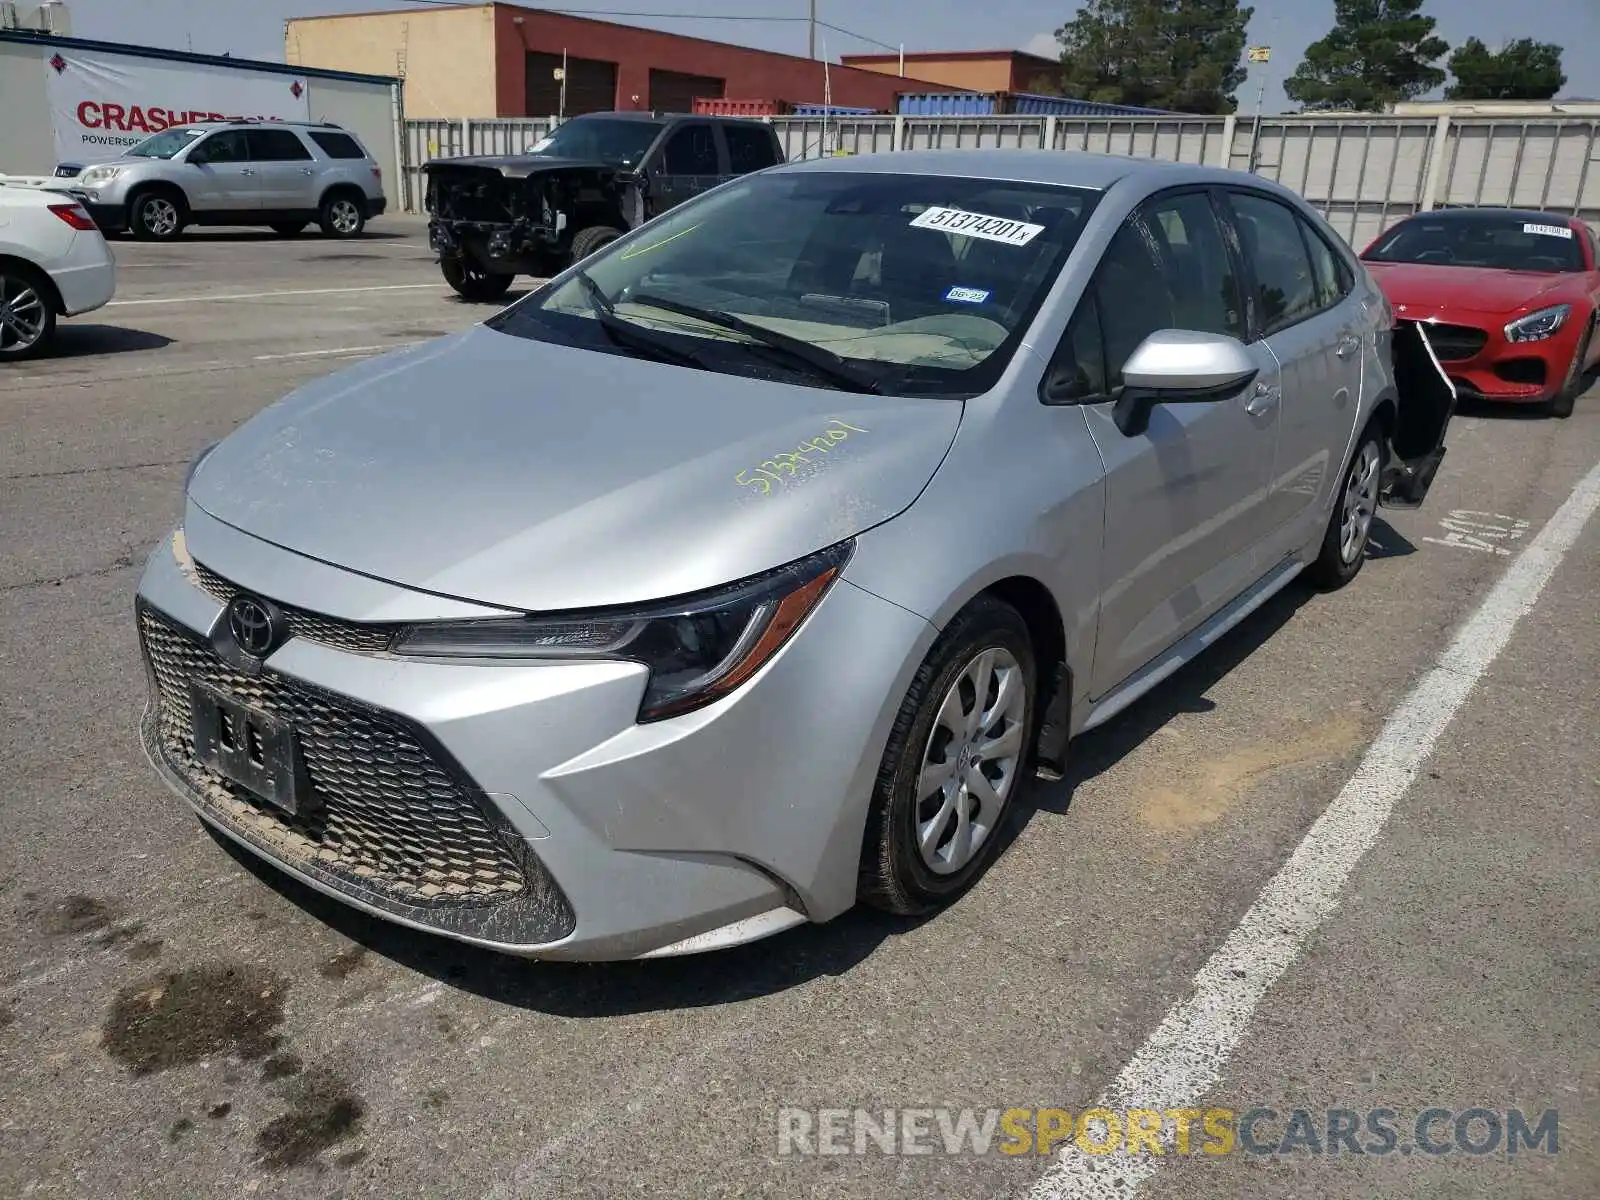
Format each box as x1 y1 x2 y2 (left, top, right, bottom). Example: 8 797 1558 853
1412 314 1581 403
134 517 933 960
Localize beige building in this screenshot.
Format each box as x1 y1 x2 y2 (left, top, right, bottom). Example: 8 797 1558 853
840 49 1061 96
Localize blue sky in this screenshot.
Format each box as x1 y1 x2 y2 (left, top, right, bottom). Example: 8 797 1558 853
64 0 1600 112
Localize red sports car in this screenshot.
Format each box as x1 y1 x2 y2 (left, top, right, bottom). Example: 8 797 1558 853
1360 207 1600 417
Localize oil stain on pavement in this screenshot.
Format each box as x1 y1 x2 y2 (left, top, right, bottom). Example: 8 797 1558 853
254 1066 366 1169
101 962 286 1075
38 894 119 936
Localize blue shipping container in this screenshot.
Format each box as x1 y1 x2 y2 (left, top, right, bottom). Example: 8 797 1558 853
896 92 999 117
1003 92 1173 117
789 103 879 116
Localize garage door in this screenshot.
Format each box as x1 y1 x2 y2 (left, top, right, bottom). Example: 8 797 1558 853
649 68 725 114
525 52 617 116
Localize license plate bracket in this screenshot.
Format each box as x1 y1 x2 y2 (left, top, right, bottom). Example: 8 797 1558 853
190 681 312 817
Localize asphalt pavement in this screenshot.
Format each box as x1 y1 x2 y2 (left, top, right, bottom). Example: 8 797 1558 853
1 216 1596 1199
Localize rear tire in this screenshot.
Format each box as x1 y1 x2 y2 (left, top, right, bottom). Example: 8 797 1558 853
128 190 184 241
1307 425 1384 591
318 192 365 239
440 257 514 303
271 222 307 237
569 225 623 264
859 597 1035 915
1548 317 1594 419
0 262 58 361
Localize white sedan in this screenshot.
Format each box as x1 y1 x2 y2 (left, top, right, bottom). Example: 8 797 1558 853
0 185 117 360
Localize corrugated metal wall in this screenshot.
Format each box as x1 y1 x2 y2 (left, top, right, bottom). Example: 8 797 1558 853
400 113 1600 251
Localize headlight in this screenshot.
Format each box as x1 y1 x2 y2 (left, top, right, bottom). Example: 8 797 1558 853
392 541 854 721
81 165 122 185
1504 304 1572 343
183 440 219 493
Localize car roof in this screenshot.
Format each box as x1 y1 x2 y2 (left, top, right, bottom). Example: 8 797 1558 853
776 148 1279 194
1396 206 1582 227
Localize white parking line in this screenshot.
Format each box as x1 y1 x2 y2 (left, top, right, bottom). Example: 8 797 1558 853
1028 455 1600 1200
108 283 438 307
253 344 399 361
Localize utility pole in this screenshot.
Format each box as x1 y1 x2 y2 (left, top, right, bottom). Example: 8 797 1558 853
808 0 816 60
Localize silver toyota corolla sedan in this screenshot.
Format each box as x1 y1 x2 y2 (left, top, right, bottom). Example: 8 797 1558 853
135 150 1455 960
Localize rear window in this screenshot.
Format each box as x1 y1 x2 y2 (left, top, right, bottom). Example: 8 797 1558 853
309 131 368 160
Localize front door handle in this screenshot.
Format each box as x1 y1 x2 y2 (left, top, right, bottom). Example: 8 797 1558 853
239 168 256 176
1244 382 1280 417
1336 334 1361 359
300 167 314 175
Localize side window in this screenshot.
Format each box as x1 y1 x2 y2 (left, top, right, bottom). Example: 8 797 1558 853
247 129 314 162
308 131 366 160
1228 192 1318 335
1298 215 1352 310
189 131 247 165
1043 293 1109 402
662 124 718 175
1093 215 1176 387
723 124 778 174
1142 192 1246 339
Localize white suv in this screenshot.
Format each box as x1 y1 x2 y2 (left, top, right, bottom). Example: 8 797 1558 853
66 121 387 241
0 186 116 360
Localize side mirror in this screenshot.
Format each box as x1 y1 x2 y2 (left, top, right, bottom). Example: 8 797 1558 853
1114 330 1258 436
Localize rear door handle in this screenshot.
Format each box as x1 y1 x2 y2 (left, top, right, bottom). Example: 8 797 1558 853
1336 335 1361 359
1244 382 1280 416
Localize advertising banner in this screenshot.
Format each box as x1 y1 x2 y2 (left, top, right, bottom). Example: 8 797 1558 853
42 46 311 165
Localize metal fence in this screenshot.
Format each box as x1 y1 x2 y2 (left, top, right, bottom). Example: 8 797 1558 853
400 113 1600 250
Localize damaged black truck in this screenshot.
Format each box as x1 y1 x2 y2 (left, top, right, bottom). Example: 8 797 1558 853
424 111 786 301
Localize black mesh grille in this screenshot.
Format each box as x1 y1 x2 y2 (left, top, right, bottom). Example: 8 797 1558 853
1425 323 1489 362
192 560 395 654
141 607 533 907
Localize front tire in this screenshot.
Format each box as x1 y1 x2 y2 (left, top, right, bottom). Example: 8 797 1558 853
318 193 365 239
1307 426 1384 590
128 190 184 241
440 257 514 303
0 263 58 361
569 225 623 264
1548 317 1594 419
860 597 1035 915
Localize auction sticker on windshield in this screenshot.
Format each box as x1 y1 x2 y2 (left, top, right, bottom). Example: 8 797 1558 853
1524 223 1574 239
911 207 1045 246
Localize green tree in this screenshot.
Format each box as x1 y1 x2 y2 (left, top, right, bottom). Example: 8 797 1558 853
1051 0 1254 115
1446 38 1567 101
1284 0 1449 112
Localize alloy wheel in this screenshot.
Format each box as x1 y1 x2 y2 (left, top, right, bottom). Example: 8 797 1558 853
141 197 178 237
1340 440 1380 565
0 274 48 354
330 200 361 234
915 646 1027 875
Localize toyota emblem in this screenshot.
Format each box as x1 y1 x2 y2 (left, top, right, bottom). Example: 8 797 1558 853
228 594 281 658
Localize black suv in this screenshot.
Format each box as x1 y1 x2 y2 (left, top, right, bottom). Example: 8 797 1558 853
423 111 785 300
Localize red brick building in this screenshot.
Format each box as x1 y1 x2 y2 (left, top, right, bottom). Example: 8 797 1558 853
287 3 966 118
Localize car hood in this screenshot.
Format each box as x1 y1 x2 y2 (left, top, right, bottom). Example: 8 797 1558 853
422 155 628 179
1363 261 1580 316
189 326 961 612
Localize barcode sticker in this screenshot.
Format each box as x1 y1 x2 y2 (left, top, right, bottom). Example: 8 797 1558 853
1524 223 1574 239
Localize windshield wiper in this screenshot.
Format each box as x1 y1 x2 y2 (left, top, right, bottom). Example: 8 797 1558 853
573 269 707 369
627 292 881 394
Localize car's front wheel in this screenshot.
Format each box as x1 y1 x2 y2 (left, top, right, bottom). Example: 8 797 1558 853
860 597 1035 915
440 257 514 303
1549 315 1595 419
1308 426 1384 590
128 190 184 241
0 262 57 361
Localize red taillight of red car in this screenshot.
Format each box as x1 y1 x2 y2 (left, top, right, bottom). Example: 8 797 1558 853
48 203 98 231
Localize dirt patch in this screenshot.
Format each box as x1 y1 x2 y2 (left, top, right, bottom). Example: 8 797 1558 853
254 1067 365 1170
168 1118 194 1143
0 1003 14 1031
261 1052 303 1082
335 1148 369 1170
422 1087 449 1109
129 938 164 962
102 963 286 1076
208 1102 233 1119
40 895 118 936
1137 711 1370 832
95 923 145 950
317 947 367 982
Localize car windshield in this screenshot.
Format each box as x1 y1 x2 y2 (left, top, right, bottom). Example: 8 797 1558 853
528 118 665 168
125 127 209 159
488 170 1101 397
1363 213 1587 272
